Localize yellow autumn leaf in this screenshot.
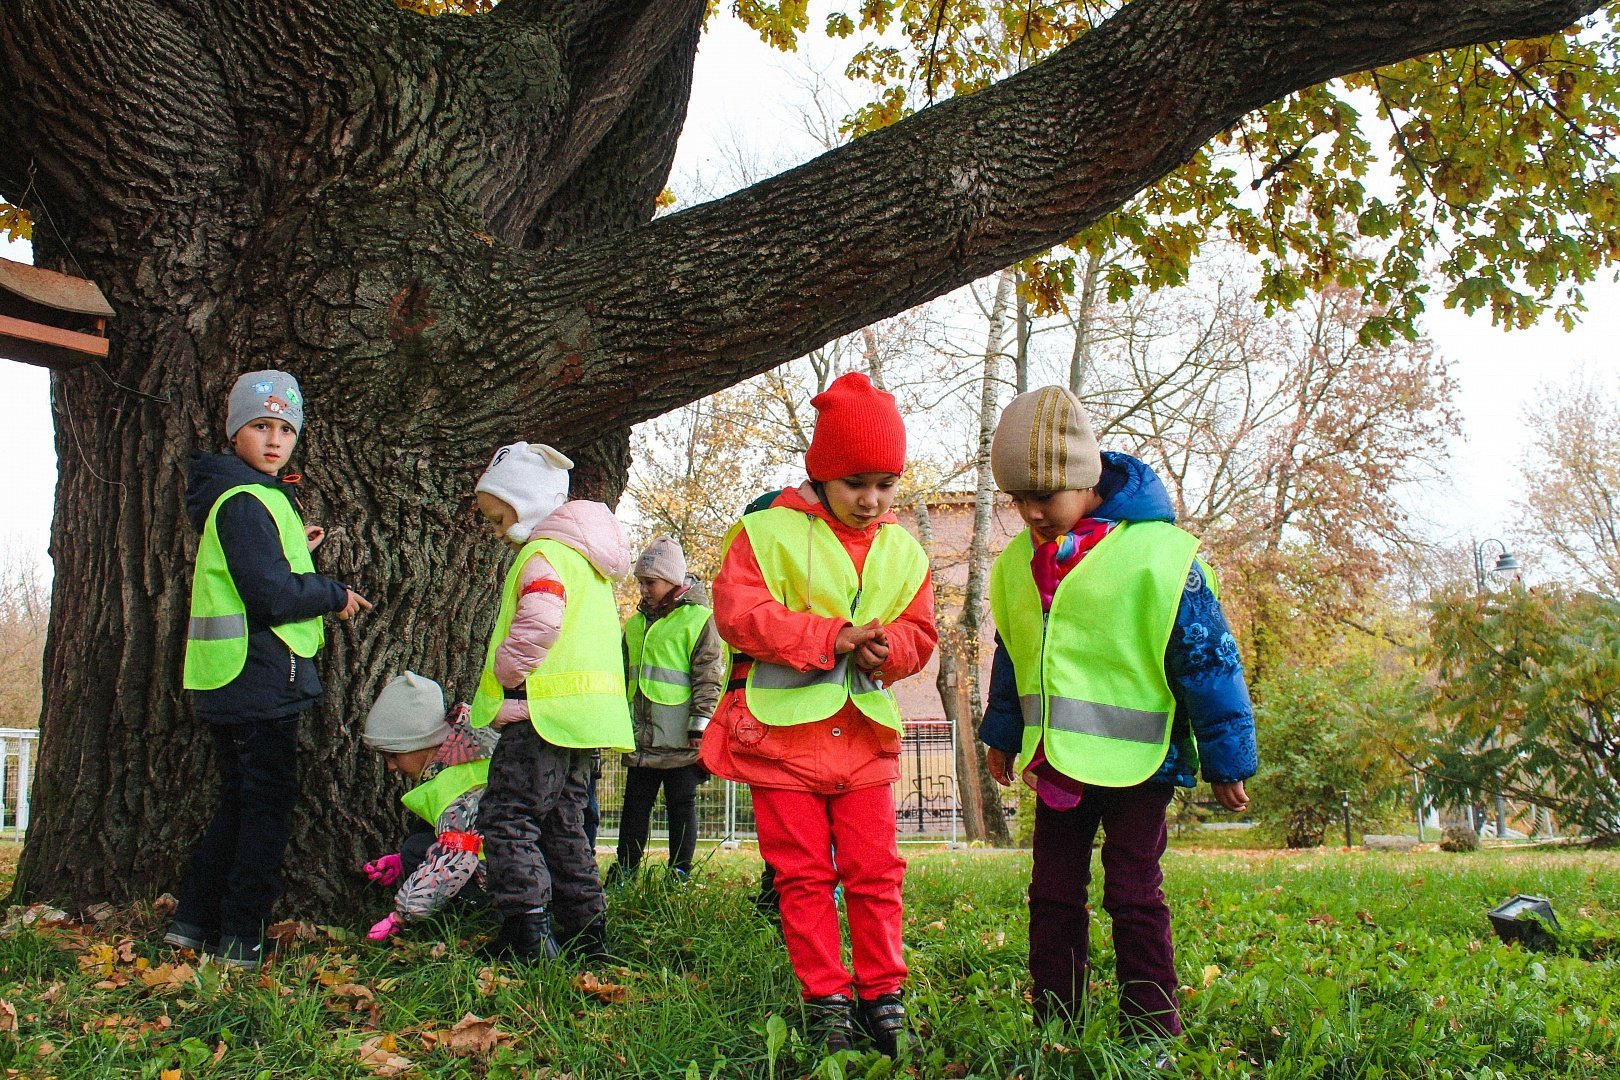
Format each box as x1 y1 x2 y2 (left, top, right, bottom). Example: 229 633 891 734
1202 964 1222 987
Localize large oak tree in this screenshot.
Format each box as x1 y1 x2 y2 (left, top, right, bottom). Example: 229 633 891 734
0 0 1606 914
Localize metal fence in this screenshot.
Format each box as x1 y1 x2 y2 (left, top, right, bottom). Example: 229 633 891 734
595 720 968 845
1 727 37 838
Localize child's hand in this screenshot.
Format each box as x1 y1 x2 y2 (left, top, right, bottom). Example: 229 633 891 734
304 525 325 551
985 747 1017 786
338 589 373 621
834 619 884 655
363 853 403 886
853 636 890 672
1211 780 1249 812
366 911 404 941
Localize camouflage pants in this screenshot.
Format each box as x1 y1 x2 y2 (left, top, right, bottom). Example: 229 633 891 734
477 722 604 932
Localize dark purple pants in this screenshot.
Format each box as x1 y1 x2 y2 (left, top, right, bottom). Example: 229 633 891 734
1029 781 1181 1038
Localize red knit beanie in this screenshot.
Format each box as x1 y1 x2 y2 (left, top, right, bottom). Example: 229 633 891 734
804 372 907 481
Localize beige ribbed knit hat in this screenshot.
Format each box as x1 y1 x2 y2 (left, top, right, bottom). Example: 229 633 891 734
363 672 448 752
990 386 1101 493
634 534 687 586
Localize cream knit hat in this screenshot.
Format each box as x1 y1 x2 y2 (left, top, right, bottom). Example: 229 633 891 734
990 386 1101 493
363 672 448 752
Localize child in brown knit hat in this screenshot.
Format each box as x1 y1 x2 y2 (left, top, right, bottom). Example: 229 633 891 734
982 385 1257 1045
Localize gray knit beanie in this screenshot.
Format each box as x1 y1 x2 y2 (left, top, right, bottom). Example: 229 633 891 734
363 672 448 752
634 534 687 586
990 385 1101 493
227 369 305 437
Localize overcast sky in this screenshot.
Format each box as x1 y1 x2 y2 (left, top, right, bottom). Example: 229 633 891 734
3 10 1615 576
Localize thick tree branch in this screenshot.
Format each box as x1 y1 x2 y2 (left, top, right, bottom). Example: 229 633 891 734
469 0 1603 437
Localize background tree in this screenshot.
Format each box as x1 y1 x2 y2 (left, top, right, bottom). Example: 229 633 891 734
1518 376 1620 597
1420 583 1620 844
0 0 1610 911
0 545 48 729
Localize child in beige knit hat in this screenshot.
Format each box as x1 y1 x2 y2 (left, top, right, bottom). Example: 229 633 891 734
982 385 1257 1042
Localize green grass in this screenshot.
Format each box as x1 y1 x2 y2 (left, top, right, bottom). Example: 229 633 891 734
2 842 1617 1078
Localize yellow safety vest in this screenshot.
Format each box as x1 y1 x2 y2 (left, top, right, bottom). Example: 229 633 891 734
989 521 1200 787
625 604 712 747
737 506 928 731
469 538 634 750
183 484 325 691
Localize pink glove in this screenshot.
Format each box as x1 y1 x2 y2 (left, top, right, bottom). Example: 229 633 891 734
366 911 404 941
363 853 403 887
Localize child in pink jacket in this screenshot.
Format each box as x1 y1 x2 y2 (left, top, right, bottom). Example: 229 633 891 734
468 442 634 963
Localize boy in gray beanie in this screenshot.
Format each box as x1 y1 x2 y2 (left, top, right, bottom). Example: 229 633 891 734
360 672 498 942
165 370 372 970
981 385 1256 1042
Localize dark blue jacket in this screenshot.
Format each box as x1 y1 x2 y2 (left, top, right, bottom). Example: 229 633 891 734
185 452 349 722
978 451 1257 787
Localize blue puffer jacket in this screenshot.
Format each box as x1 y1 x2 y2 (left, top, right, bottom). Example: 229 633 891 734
978 451 1257 787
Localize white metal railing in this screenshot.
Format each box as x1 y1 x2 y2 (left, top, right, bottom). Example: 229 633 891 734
1 727 37 837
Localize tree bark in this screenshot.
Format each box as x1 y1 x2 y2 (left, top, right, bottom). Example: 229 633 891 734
0 0 1601 909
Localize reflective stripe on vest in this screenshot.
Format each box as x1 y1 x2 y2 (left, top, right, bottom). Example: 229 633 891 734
182 484 325 691
468 538 634 750
989 520 1199 787
738 506 928 730
625 604 712 747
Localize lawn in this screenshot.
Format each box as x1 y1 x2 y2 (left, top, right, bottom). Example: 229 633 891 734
1 840 1616 1078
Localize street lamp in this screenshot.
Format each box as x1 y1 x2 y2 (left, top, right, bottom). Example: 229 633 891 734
1472 538 1521 594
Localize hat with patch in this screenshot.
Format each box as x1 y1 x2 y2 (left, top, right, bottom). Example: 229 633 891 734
227 369 305 437
475 441 574 543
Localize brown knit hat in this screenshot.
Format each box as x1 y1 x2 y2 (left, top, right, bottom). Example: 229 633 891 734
990 386 1101 492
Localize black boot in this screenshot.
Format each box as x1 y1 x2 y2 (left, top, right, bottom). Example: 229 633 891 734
804 994 856 1054
481 910 559 962
858 993 909 1057
557 916 616 966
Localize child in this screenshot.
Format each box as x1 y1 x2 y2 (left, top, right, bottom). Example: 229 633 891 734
166 369 371 969
980 386 1257 1041
360 672 498 940
468 442 634 962
609 535 725 883
702 372 938 1057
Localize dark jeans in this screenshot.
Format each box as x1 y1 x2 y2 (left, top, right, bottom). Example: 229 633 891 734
616 763 704 875
584 751 601 850
174 716 302 942
477 722 603 932
1029 781 1181 1039
399 825 437 879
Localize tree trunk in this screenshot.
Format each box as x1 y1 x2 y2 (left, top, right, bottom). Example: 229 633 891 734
0 0 1599 909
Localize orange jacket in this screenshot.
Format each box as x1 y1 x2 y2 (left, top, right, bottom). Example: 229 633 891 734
700 485 937 794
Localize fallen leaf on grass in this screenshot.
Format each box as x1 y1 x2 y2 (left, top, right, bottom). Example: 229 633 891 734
475 967 515 995
358 1033 414 1076
1202 964 1222 987
137 962 196 993
422 1013 511 1057
84 903 116 924
0 903 72 936
571 972 627 1004
152 893 178 918
1306 913 1337 926
161 1069 181 1080
0 1000 15 1032
115 939 138 963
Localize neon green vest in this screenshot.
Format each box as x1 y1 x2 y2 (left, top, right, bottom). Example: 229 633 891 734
739 507 929 731
400 760 490 826
989 521 1200 787
183 484 325 691
469 538 634 750
625 604 712 746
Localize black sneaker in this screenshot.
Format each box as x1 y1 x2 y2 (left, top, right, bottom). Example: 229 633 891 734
161 920 212 952
857 992 909 1057
480 910 560 962
804 994 856 1054
209 935 264 970
557 916 616 966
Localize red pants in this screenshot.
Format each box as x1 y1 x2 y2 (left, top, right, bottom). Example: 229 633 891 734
752 785 907 1000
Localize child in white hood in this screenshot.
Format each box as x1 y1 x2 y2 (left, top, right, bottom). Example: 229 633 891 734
467 442 634 964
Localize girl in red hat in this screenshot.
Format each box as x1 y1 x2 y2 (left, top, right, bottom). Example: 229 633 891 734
702 372 937 1058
